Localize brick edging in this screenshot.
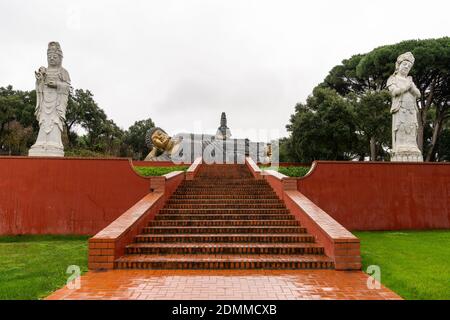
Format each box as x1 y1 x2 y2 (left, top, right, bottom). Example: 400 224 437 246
88 171 185 270
263 170 361 270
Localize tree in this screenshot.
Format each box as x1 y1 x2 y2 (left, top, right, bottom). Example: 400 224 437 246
286 87 358 162
0 86 37 155
322 37 450 161
348 90 391 160
124 118 155 160
435 126 450 161
355 38 450 160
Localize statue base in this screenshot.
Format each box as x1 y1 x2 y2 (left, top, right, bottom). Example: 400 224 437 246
391 151 423 162
28 144 64 157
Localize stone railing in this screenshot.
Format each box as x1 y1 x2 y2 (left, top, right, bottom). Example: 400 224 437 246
186 157 202 180
261 169 361 271
245 157 262 179
88 171 185 270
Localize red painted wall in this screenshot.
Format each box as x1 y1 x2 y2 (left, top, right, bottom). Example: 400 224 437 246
297 161 450 231
0 157 152 235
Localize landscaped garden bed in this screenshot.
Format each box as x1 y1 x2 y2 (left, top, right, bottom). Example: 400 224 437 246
134 166 189 176
260 165 311 177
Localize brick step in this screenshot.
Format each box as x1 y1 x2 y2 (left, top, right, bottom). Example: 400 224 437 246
183 181 268 186
173 192 276 196
159 208 290 214
166 199 283 204
174 191 275 196
176 186 274 191
197 174 252 178
170 195 280 200
154 214 295 220
142 226 307 234
134 233 315 243
114 254 334 270
178 184 273 188
125 243 325 255
149 219 300 226
164 203 286 209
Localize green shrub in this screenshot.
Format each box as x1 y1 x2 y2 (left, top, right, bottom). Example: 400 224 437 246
260 166 310 177
134 166 188 176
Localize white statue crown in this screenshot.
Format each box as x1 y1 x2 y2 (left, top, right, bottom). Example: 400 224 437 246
47 41 63 57
396 52 415 65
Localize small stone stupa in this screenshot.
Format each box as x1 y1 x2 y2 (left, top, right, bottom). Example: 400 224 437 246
215 112 232 140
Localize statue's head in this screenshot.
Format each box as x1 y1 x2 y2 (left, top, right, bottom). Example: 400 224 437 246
395 52 415 77
47 42 63 67
146 127 171 151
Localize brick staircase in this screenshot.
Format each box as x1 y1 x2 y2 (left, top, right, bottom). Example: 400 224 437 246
114 164 334 269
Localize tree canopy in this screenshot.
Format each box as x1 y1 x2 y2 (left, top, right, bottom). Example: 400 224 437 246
285 37 450 162
0 86 156 160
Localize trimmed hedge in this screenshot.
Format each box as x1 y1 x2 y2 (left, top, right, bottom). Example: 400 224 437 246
134 166 188 176
260 166 310 177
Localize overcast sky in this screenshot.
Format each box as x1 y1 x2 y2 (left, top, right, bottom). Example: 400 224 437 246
0 0 448 141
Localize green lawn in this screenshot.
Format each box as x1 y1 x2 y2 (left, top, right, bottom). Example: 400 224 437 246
0 235 89 300
355 230 450 300
134 165 188 176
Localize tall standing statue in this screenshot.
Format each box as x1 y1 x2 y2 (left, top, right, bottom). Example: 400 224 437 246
387 52 422 162
29 42 71 157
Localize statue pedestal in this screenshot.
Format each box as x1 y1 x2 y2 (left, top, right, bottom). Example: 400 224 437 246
391 151 423 162
28 144 64 157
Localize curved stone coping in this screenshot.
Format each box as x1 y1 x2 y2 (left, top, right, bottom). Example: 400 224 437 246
186 157 202 180
296 160 450 184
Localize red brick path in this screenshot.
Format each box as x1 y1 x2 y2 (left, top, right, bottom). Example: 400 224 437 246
46 270 401 300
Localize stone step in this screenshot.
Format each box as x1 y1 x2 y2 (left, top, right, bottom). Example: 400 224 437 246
134 233 315 243
125 243 325 255
142 226 307 234
149 219 300 227
115 254 334 270
159 208 290 214
164 203 286 209
154 214 295 220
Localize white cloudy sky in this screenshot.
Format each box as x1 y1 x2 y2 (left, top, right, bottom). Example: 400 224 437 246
0 0 448 140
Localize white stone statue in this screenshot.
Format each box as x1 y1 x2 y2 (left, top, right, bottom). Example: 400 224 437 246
29 42 71 157
387 52 422 162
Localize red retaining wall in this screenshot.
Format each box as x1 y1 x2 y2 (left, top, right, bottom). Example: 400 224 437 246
0 156 152 235
297 161 450 231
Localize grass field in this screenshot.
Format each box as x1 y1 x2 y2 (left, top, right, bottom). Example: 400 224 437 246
134 165 188 176
355 230 450 300
0 235 89 300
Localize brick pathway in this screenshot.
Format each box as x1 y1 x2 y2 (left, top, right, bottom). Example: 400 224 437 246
46 269 401 300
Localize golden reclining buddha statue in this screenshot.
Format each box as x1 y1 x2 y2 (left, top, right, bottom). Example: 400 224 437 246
143 113 275 164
